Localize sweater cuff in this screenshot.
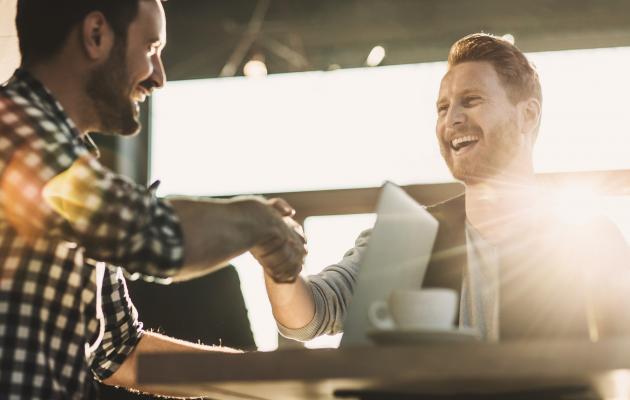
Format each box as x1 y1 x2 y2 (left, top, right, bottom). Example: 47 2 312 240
276 281 326 342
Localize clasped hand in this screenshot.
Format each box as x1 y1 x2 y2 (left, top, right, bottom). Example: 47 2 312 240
251 198 307 283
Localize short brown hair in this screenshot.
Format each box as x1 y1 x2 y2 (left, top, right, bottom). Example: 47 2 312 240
16 0 159 66
448 33 542 106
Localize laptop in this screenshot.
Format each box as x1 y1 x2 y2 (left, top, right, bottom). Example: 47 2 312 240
340 182 439 346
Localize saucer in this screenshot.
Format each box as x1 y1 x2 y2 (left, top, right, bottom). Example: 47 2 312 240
367 326 480 345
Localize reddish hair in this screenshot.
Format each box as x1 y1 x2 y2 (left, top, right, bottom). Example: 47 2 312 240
448 33 542 105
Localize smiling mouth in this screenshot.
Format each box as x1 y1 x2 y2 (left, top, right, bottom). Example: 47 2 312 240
130 92 148 116
450 135 480 152
132 92 147 104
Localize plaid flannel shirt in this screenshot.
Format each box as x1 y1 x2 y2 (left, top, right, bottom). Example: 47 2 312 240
0 69 185 398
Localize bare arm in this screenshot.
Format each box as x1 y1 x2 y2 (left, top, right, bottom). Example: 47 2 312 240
170 196 306 282
264 274 316 329
264 229 372 338
103 331 241 398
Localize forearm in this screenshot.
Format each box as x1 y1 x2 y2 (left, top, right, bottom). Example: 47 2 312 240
103 331 242 397
169 197 266 281
264 273 316 329
267 230 370 340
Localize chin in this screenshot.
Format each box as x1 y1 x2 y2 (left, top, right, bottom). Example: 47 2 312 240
117 102 142 136
98 111 141 136
119 118 142 136
450 170 473 185
457 174 484 186
448 164 485 186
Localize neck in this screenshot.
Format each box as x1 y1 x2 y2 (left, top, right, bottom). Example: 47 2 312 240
465 164 539 244
25 61 96 137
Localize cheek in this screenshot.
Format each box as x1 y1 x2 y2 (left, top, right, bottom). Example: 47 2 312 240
127 53 152 81
467 108 497 135
435 119 445 138
139 57 153 77
477 104 514 128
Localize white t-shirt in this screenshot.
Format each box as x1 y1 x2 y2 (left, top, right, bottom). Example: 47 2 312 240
460 222 500 341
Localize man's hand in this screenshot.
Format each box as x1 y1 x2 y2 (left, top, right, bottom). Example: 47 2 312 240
250 198 307 283
168 196 306 282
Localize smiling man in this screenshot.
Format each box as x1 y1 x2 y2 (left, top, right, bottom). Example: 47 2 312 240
264 33 630 344
0 0 307 398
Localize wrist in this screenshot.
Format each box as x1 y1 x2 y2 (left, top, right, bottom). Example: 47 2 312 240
234 198 277 246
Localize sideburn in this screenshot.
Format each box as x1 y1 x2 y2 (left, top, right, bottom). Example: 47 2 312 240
85 38 139 136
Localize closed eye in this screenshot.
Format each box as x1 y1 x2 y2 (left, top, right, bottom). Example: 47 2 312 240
463 96 482 107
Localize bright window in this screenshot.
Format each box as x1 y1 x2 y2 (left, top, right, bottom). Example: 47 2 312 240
151 46 630 197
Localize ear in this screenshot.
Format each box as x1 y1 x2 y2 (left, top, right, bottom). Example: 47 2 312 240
81 11 115 61
518 97 542 138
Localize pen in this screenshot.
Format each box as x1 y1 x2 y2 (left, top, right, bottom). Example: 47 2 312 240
148 180 161 193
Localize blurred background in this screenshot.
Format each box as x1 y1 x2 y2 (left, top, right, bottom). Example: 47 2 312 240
2 0 630 365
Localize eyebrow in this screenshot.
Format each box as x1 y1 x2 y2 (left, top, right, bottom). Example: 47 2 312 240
460 88 483 96
436 88 483 105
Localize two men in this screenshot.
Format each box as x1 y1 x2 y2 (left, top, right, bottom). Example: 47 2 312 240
3 0 628 398
0 0 306 398
265 33 630 343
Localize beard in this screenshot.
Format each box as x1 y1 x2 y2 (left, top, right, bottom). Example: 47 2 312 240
439 119 521 185
85 40 140 136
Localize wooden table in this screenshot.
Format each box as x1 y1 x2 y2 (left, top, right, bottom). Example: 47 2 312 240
137 339 630 399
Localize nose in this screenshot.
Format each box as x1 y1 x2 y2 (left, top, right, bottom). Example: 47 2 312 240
148 54 167 89
445 103 465 128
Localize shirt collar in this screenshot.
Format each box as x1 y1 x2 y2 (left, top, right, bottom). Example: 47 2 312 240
10 68 100 158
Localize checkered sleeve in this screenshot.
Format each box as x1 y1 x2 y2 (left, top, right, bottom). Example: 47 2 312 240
0 96 184 278
88 265 144 380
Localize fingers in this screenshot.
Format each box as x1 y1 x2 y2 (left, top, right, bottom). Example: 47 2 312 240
268 198 295 217
252 225 307 284
283 216 306 244
252 245 305 283
249 197 306 283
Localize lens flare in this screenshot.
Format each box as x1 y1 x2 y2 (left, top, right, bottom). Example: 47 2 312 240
549 183 603 226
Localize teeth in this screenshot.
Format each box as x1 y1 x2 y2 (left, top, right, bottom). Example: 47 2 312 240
132 93 147 103
451 135 479 149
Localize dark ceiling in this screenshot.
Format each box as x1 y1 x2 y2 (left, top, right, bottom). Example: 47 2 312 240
160 0 630 81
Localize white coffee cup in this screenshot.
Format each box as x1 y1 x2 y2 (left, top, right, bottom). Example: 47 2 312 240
368 288 458 331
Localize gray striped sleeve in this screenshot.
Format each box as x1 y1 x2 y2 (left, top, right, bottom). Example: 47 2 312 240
277 229 371 341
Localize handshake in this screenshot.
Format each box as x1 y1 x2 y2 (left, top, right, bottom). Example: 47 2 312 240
248 197 308 284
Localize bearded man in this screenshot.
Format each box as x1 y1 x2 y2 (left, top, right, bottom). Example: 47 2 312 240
0 0 307 397
264 33 630 344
